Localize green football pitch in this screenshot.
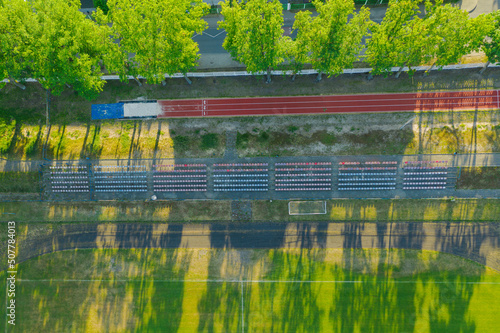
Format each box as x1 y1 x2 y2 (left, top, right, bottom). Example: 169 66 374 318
2 248 500 332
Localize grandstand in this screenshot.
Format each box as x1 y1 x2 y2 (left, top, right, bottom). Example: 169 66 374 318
213 163 269 192
153 163 207 192
45 164 90 199
337 161 397 191
402 160 449 190
275 162 332 191
93 164 148 199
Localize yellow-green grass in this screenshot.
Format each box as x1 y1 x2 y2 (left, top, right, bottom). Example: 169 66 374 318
0 201 231 223
289 201 326 215
457 167 500 189
2 248 499 332
0 119 225 160
253 199 500 222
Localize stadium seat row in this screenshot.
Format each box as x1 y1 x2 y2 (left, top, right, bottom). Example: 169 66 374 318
52 189 90 193
51 171 88 175
51 181 89 184
94 165 146 169
404 160 447 164
50 176 88 179
94 175 147 179
214 184 268 187
213 169 269 172
214 174 267 178
338 178 396 181
96 189 147 192
276 183 331 186
154 179 207 183
154 175 207 178
276 188 331 191
338 183 397 186
403 182 447 185
403 166 447 170
153 169 206 173
339 172 396 176
95 180 147 184
50 165 87 169
339 167 397 171
403 177 447 181
95 185 147 188
403 171 447 175
275 173 331 177
154 185 207 188
338 162 360 165
365 161 398 165
275 168 332 171
51 185 89 189
276 162 331 166
214 163 267 167
403 186 446 190
214 179 268 183
154 189 207 192
153 164 206 167
214 189 268 192
275 178 331 182
339 187 396 190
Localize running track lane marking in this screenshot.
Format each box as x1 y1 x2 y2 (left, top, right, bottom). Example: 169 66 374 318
16 279 500 284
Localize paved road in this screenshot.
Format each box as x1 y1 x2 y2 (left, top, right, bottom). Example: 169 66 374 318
16 222 500 272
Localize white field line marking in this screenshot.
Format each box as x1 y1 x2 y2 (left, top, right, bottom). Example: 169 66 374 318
241 280 244 333
16 279 500 284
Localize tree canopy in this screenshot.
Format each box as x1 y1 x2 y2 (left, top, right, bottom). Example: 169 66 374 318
294 0 371 80
96 0 209 85
481 10 500 68
219 0 286 82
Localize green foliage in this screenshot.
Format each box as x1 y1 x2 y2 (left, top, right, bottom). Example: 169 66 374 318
94 0 109 15
0 117 15 154
0 0 37 84
219 0 286 80
287 125 299 133
293 0 371 77
236 132 250 149
200 133 218 150
173 135 190 151
258 131 269 143
424 0 493 68
318 131 336 145
97 0 208 85
482 10 500 65
366 0 426 76
28 0 114 99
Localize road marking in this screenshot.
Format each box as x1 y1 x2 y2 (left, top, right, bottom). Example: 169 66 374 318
17 279 500 284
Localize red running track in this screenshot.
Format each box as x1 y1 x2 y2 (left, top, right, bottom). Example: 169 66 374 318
158 90 500 118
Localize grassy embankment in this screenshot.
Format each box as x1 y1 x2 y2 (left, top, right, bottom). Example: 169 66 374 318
1 198 499 223
1 248 498 332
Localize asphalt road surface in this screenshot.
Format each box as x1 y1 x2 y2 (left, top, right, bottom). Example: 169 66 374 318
18 222 500 272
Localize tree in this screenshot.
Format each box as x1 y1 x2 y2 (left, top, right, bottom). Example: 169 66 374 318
424 0 493 73
94 0 109 15
29 0 114 99
293 0 371 81
0 0 37 90
480 10 500 73
366 0 428 78
96 0 209 86
219 0 286 83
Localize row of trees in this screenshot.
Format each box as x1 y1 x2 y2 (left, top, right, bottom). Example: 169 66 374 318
1 0 499 99
0 0 208 98
221 0 497 82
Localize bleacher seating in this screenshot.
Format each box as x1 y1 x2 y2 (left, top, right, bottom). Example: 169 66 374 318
274 162 332 191
153 164 207 192
213 163 269 192
337 161 397 191
94 165 148 192
48 165 90 193
403 160 449 190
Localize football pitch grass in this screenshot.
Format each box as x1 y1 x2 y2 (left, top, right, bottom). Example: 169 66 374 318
2 248 500 332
